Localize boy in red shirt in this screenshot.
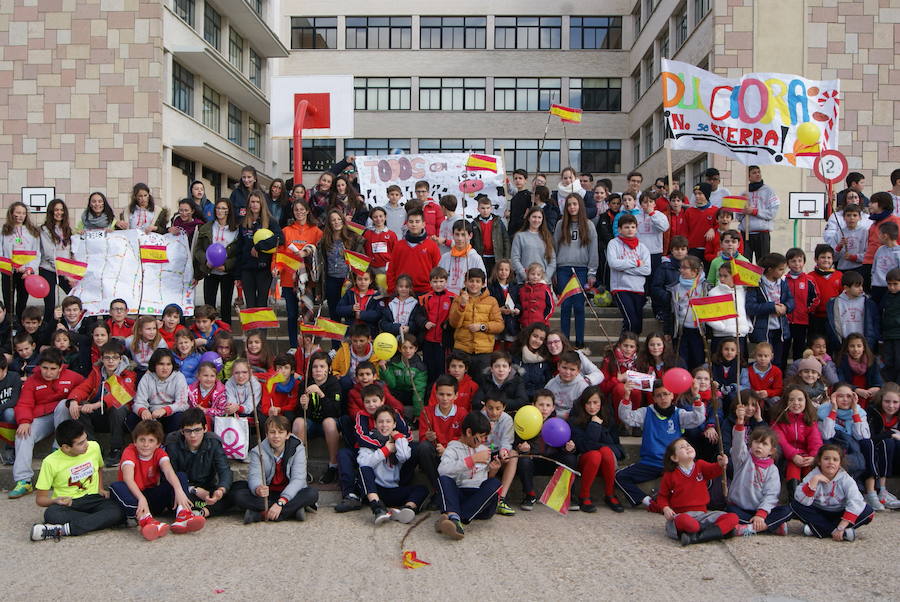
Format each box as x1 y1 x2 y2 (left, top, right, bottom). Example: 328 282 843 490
109 419 204 540
738 343 783 407
704 208 745 264
346 360 404 418
260 354 300 422
784 248 819 364
662 190 688 254
106 298 134 340
386 208 441 293
415 180 445 237
363 206 397 293
426 351 477 412
684 182 718 266
158 304 190 349
417 267 456 390
417 375 468 494
807 244 843 348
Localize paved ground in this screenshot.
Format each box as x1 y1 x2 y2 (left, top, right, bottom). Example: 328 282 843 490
2 492 897 601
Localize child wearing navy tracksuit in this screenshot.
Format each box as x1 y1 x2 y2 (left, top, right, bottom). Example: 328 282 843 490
615 381 706 508
745 253 794 368
607 214 651 335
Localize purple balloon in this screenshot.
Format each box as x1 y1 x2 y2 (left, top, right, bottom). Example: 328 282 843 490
541 417 571 448
206 243 227 267
199 351 223 372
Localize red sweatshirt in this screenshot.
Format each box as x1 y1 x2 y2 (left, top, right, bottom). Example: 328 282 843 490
685 205 718 249
347 381 405 417
426 373 478 412
785 271 818 326
806 269 843 318
364 228 398 269
418 289 456 344
260 378 299 414
106 318 135 339
422 200 445 237
418 404 468 446
69 366 137 405
159 325 190 349
15 369 85 424
387 238 441 293
663 209 688 254
657 460 723 513
747 362 783 399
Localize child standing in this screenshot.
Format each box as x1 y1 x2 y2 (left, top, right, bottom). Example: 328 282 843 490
363 206 397 292
568 387 624 513
807 244 843 346
335 267 383 337
418 375 468 499
2 202 42 318
481 396 518 516
517 263 552 329
487 259 521 347
826 271 879 352
634 193 670 290
704 210 745 269
448 268 504 377
880 268 900 382
651 236 689 336
746 253 794 366
433 195 456 256
827 203 869 277
511 206 556 284
297 352 342 484
684 183 718 265
387 208 441 294
379 274 422 339
707 264 751 356
607 214 651 335
382 185 407 237
706 229 747 287
662 191 687 254
417 267 455 390
555 193 599 348
439 220 486 295
739 342 783 407
870 220 900 303
669 255 708 371
783 248 819 363
472 194 511 276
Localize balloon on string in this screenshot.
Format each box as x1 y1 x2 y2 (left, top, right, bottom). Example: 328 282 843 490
541 417 571 448
514 405 543 440
24 274 50 299
662 367 693 395
372 332 398 361
199 351 223 372
252 228 277 253
206 243 227 267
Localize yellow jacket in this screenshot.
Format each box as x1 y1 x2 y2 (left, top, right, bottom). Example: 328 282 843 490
448 289 504 354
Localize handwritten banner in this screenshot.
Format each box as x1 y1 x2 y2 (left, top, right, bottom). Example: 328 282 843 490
661 59 840 168
355 152 507 220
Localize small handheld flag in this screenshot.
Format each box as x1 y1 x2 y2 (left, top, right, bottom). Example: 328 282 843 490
11 249 37 266
239 307 279 331
689 294 738 323
274 251 301 272
300 323 327 338
139 244 168 263
539 466 576 514
55 257 89 281
549 104 583 124
315 317 348 340
104 375 135 408
731 259 763 287
556 273 583 305
402 550 430 569
0 257 11 276
722 196 749 213
464 154 498 173
265 371 287 393
0 421 15 445
346 221 366 236
344 250 372 276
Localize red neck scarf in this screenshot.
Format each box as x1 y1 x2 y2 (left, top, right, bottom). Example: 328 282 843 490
618 235 639 249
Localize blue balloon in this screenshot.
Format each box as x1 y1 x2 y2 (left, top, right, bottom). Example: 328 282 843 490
541 417 571 448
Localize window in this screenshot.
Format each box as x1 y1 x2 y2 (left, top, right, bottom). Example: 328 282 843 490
494 139 560 173
494 17 561 49
570 17 622 49
419 139 486 153
202 167 222 200
172 62 193 116
204 4 221 49
570 78 621 111
174 0 194 27
569 140 622 173
345 138 411 155
249 49 262 88
419 78 485 111
249 0 262 16
494 78 561 111
229 28 243 70
420 17 486 49
659 30 670 60
694 0 711 23
346 17 412 49
693 157 708 185
643 51 655 84
290 139 337 171
353 78 411 110
248 118 261 157
632 135 640 166
634 5 642 32
202 85 220 131
290 17 337 49
643 120 654 159
658 112 668 147
228 103 242 145
675 8 688 47
632 68 641 101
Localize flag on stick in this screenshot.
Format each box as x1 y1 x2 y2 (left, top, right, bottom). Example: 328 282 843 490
0 421 15 445
300 323 326 338
731 259 763 287
139 244 168 263
722 196 749 213
55 257 89 281
346 221 366 236
464 154 498 173
0 257 11 276
689 294 738 323
274 251 301 272
556 273 583 305
11 250 37 266
539 466 575 514
344 250 371 276
265 371 287 393
549 104 583 123
315 317 348 340
239 307 279 331
402 550 430 569
104 375 135 408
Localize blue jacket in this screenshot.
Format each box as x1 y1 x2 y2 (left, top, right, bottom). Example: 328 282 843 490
651 255 682 336
612 207 640 238
335 288 384 337
173 351 201 385
835 355 883 389
825 295 879 351
745 279 795 343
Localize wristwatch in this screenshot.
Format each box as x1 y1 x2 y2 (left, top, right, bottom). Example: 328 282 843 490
276 499 286 507
480 324 486 332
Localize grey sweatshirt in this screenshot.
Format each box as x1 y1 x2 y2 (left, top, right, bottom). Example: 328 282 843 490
133 371 189 415
39 225 71 272
545 375 589 419
554 221 599 277
794 467 866 518
727 425 781 515
871 244 900 287
248 435 309 502
383 203 407 238
510 230 556 283
832 292 866 340
225 376 261 415
438 440 491 488
606 237 651 293
482 410 514 451
357 436 412 488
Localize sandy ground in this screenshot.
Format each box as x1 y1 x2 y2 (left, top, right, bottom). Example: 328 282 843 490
2 492 897 601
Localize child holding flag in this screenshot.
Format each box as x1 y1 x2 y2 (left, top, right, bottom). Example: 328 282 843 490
335 266 383 337
363 206 397 293
706 230 747 286
554 194 598 349
2 202 42 318
317 209 365 328
275 199 322 350
706 263 751 356
746 253 794 367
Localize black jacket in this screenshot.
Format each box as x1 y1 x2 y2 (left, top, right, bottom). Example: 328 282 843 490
472 369 528 413
507 190 533 236
164 431 234 493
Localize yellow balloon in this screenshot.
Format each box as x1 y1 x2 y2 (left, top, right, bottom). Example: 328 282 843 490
795 122 820 147
372 332 398 361
514 405 543 440
252 228 277 253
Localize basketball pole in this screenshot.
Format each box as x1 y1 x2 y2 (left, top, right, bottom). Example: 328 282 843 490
293 100 319 188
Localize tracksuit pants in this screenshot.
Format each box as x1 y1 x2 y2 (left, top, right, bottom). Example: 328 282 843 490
789 500 874 538
437 475 501 524
615 461 662 506
43 493 124 536
109 471 192 519
727 503 794 532
864 437 900 478
359 466 428 508
678 327 706 371
614 291 645 335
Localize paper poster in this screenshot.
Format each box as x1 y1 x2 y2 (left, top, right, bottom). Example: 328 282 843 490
625 370 655 392
354 152 507 220
70 230 194 316
661 59 840 168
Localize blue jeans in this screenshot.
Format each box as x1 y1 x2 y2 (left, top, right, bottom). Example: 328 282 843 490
556 266 587 346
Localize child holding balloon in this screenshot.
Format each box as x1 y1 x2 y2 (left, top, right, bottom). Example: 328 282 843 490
192 198 239 327
237 191 281 309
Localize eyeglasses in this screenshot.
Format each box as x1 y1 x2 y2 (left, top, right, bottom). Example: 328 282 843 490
101 355 120 361
656 184 666 189
182 427 204 435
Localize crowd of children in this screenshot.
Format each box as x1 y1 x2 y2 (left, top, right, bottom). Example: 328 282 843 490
8 164 900 547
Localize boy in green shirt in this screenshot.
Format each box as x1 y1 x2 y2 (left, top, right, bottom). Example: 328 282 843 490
707 229 748 286
30 420 124 541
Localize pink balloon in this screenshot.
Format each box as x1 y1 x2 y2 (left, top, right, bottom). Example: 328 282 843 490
662 367 693 395
24 274 50 299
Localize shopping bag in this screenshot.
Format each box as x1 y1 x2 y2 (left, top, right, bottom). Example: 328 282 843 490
214 415 249 462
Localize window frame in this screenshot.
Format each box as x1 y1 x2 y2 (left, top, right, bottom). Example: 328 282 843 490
418 139 486 154
290 139 337 171
248 118 261 157
493 139 561 173
569 16 623 50
344 138 412 156
569 139 622 174
172 61 194 116
345 17 412 50
353 77 411 111
202 84 221 132
569 77 622 112
203 4 221 49
174 0 195 27
248 48 262 88
494 16 561 50
229 28 244 71
289 16 337 49
418 77 485 111
494 77 561 112
227 103 242 146
419 16 486 49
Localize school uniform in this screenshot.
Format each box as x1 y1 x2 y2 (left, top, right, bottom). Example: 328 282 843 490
725 424 793 532
790 468 874 538
746 276 794 366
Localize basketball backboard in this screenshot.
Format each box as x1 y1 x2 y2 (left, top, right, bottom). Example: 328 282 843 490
270 75 354 139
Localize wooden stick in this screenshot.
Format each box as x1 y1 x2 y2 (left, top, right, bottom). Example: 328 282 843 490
733 285 742 407
250 383 269 519
666 141 674 196
690 302 727 496
507 452 582 476
534 93 556 189
569 267 613 346
399 511 432 551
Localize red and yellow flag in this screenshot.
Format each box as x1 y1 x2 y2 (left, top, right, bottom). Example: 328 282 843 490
0 421 15 445
139 244 168 263
275 251 301 272
731 259 763 287
104 375 135 408
346 221 366 236
239 307 279 331
300 323 327 338
550 104 583 123
689 294 738 323
56 257 89 281
0 257 12 276
465 154 498 173
556 273 583 305
265 371 287 393
11 249 37 266
402 550 430 569
315 317 348 340
722 196 748 213
344 249 371 276
539 466 575 514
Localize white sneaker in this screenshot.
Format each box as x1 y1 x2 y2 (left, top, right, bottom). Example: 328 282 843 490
389 507 416 524
865 491 885 511
802 524 814 537
842 527 856 542
879 489 900 510
30 523 65 541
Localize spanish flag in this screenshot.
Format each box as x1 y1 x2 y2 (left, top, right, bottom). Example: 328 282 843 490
104 375 135 408
0 421 15 445
346 221 366 236
315 317 348 340
300 323 327 338
731 258 763 287
239 307 279 331
722 196 748 213
275 251 301 272
556 273 583 305
344 249 371 276
689 294 738 323
139 244 168 263
265 371 287 393
0 257 11 276
56 257 89 281
11 249 37 266
539 466 575 514
402 550 430 569
550 104 583 124
465 154 498 173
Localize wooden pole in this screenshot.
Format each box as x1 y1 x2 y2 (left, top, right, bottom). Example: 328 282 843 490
250 384 269 519
569 267 613 345
534 93 556 190
666 141 674 196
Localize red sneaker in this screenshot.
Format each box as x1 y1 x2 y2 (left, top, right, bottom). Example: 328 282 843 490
171 510 206 534
139 517 170 541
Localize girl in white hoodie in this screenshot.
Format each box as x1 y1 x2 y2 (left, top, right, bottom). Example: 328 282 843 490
707 262 751 357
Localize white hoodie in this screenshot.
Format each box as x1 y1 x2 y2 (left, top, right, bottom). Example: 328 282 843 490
706 283 751 337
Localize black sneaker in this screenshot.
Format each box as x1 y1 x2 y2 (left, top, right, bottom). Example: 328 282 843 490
104 449 122 468
372 502 390 525
243 510 262 524
318 466 338 484
295 506 306 522
520 495 537 511
334 495 362 513
580 498 597 513
604 495 625 513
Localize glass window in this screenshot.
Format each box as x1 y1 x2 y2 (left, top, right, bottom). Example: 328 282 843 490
418 139 486 153
632 135 640 166
494 78 561 111
249 49 262 88
675 8 688 47
229 28 244 71
174 0 194 27
659 30 669 59
493 139 560 173
658 112 668 148
419 78 485 111
569 140 622 173
420 17 486 49
345 138 411 155
289 139 337 171
249 0 262 16
202 85 220 131
570 17 622 49
694 0 711 23
643 120 654 159
172 61 193 116
570 78 621 111
634 5 642 32
693 157 708 185
248 118 261 157
228 103 242 146
290 17 337 49
353 77 411 111
643 51 655 84
204 4 221 49
494 16 560 49
632 68 641 101
346 17 412 49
